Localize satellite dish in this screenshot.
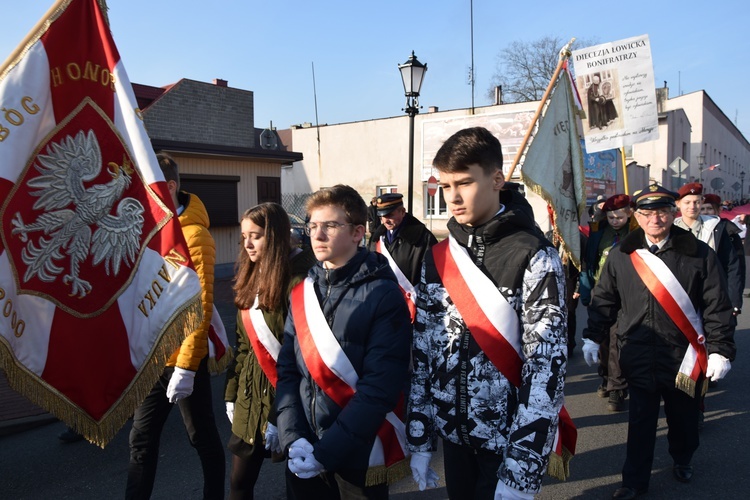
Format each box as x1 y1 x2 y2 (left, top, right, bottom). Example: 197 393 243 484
259 129 278 150
710 177 725 190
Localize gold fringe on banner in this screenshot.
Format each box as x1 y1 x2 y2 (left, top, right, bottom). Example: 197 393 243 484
0 294 202 448
365 457 411 487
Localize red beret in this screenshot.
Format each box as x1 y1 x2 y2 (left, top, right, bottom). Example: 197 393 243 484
677 182 703 199
703 193 721 205
602 194 630 212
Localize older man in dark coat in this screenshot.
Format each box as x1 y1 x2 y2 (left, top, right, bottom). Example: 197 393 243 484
582 183 735 500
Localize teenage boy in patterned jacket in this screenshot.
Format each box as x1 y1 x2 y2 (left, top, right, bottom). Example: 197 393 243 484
406 127 569 499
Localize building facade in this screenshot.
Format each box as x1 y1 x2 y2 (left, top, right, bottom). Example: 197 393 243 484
134 78 302 271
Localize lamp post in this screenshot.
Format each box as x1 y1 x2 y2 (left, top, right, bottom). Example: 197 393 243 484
399 51 427 214
697 152 705 186
741 171 745 203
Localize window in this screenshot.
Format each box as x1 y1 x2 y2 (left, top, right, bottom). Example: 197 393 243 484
181 174 240 227
424 183 448 217
377 185 398 196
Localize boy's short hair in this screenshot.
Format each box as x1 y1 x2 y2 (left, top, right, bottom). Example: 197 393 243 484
156 152 180 189
306 184 367 226
432 127 503 176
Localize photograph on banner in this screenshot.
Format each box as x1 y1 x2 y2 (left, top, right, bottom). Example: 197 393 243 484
583 144 618 203
572 34 659 154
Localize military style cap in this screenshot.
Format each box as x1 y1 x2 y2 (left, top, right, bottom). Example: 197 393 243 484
376 192 404 216
677 182 703 200
703 193 721 206
633 183 678 209
602 194 630 212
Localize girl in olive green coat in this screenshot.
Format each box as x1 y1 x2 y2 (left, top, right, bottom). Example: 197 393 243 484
224 203 315 499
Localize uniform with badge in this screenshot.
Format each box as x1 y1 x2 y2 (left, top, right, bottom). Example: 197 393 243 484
367 193 437 321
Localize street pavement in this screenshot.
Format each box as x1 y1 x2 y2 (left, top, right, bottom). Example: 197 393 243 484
1 278 749 499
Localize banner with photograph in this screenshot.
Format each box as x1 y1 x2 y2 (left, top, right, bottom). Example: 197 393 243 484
572 34 659 153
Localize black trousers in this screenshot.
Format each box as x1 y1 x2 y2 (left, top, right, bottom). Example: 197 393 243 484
621 384 700 491
598 323 627 391
442 439 503 500
126 357 225 499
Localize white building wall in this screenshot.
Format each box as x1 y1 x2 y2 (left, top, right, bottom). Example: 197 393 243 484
665 91 750 201
283 103 553 238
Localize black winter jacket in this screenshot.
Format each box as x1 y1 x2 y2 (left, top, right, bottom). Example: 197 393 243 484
275 248 412 475
368 212 437 286
407 189 568 494
583 226 735 393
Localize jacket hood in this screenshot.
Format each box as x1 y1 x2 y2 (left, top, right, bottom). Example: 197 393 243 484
447 188 539 246
178 191 210 229
618 225 699 256
310 247 396 289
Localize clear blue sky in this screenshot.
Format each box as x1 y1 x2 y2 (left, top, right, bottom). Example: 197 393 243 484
2 0 748 142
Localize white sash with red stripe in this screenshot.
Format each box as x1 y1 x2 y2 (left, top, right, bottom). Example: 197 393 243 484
375 237 417 322
240 296 282 387
290 278 409 484
630 249 708 396
431 236 576 479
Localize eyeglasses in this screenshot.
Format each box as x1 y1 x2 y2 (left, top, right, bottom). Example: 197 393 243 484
304 221 354 236
636 209 673 220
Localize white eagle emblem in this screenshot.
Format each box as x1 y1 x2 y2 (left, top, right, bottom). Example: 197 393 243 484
11 129 145 298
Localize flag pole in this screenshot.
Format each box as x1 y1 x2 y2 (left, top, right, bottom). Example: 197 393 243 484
620 146 630 194
506 37 576 180
1 0 110 79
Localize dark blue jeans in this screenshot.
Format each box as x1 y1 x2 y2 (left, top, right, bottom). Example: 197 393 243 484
126 357 225 499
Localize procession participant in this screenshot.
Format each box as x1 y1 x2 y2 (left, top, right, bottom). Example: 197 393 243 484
224 203 316 499
675 183 743 315
580 194 636 411
275 185 412 499
127 153 225 500
367 192 436 322
582 183 735 499
407 127 571 499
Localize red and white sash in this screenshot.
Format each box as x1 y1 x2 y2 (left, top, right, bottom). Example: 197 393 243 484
630 249 708 396
240 296 282 388
431 236 577 479
375 237 417 322
290 278 408 482
207 304 232 374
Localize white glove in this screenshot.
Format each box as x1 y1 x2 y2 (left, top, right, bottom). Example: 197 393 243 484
264 422 282 454
225 402 234 424
288 438 323 479
166 367 195 403
495 480 535 499
410 451 439 491
705 353 731 381
582 339 600 367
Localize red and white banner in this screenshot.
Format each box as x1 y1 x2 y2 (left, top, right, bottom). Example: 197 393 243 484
0 0 202 446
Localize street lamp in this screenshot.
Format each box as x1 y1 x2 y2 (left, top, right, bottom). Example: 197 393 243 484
741 171 745 203
399 51 427 214
697 152 705 186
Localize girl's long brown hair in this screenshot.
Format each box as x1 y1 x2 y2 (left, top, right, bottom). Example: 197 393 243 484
233 203 292 311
